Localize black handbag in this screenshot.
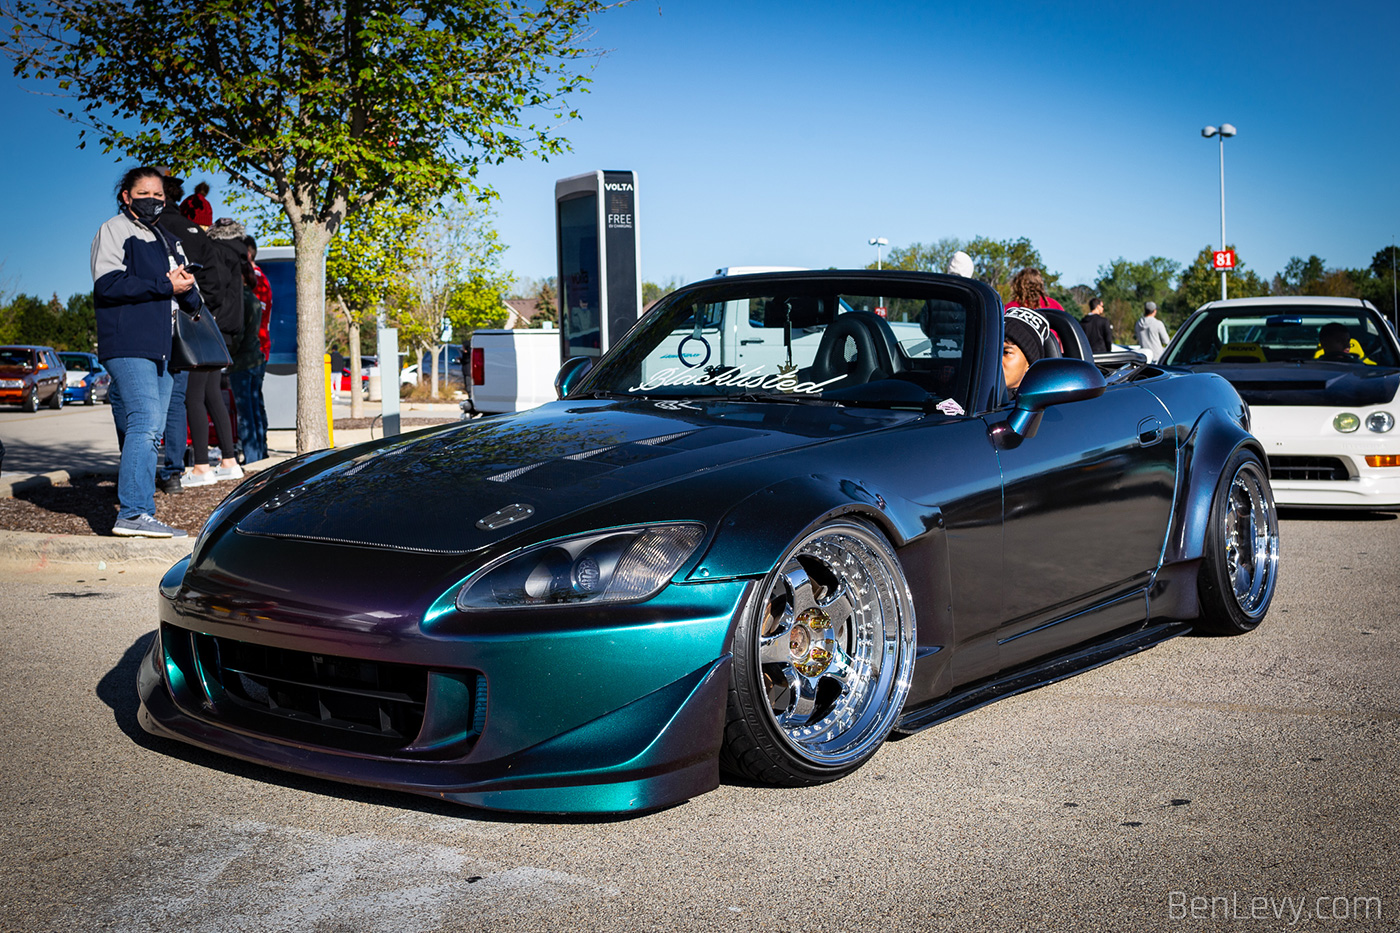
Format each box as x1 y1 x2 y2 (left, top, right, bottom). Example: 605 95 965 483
170 307 232 372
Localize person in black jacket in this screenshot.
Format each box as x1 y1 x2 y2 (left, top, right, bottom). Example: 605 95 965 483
91 166 200 537
179 216 246 487
1080 297 1113 355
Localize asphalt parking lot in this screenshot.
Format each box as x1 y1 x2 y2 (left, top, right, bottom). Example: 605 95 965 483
1 512 1396 933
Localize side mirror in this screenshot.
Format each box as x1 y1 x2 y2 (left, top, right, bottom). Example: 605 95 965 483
1005 358 1106 439
555 356 594 399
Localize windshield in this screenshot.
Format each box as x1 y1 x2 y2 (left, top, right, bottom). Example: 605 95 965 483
1163 306 1399 367
0 348 34 368
58 354 92 372
574 277 979 409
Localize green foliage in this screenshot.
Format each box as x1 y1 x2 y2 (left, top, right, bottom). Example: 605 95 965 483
0 292 96 349
1274 255 1326 295
868 236 1058 302
642 277 682 307
327 203 425 328
1166 245 1269 328
3 0 611 450
1095 256 1180 337
530 276 558 327
868 238 965 273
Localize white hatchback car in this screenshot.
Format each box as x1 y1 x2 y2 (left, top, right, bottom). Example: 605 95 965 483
1160 296 1400 509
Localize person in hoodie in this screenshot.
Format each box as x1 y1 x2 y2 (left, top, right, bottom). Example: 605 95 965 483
90 166 200 537
179 216 246 487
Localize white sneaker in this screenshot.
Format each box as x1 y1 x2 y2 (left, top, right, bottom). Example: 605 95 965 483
181 468 217 488
212 463 245 482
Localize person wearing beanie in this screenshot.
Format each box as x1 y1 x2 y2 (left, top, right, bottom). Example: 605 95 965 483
1002 306 1051 394
946 250 974 278
180 181 213 227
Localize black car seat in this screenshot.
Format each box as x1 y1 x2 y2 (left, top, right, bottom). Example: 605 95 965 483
1035 308 1092 362
803 311 904 386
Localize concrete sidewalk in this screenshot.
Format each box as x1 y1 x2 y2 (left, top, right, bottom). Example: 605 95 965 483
1 400 465 581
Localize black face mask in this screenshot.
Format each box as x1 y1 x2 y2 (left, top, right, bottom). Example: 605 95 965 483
128 196 164 224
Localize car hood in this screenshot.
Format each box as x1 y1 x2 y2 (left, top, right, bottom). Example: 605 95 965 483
0 365 35 377
232 399 920 554
1185 362 1400 407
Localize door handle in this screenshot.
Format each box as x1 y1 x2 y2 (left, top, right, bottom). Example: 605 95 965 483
1137 417 1164 447
740 338 765 345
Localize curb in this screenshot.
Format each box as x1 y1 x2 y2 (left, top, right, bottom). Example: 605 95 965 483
0 465 118 498
0 528 191 580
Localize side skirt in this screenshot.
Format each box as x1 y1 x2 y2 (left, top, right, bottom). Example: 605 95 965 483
893 620 1191 735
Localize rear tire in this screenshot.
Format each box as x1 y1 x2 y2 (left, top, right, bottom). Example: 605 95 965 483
1197 449 1279 635
48 388 63 410
721 519 916 785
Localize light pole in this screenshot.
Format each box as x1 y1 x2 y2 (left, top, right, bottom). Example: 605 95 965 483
1201 123 1236 301
869 236 888 270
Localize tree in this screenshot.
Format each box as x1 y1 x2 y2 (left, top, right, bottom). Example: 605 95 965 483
867 238 965 274
397 200 512 398
964 236 1057 299
1168 245 1269 327
4 0 611 452
1274 255 1326 295
864 236 1059 303
642 277 682 307
1095 256 1180 337
326 204 425 418
530 276 559 327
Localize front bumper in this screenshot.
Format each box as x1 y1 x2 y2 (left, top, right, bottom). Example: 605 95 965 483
1252 405 1400 508
138 555 750 814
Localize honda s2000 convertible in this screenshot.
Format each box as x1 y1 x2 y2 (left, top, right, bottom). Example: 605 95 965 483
138 270 1280 814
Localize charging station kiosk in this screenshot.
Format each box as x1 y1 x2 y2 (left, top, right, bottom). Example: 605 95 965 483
555 170 641 360
256 245 299 430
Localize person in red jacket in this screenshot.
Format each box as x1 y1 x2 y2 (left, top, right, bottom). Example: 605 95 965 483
179 181 213 227
1007 267 1064 312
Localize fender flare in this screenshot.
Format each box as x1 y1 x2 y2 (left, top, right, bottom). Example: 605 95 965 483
1164 406 1267 565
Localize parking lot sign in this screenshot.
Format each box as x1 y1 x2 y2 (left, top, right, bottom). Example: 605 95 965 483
1213 250 1236 270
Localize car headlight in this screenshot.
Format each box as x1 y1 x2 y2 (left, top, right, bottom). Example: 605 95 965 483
457 524 706 610
1334 412 1360 433
1366 411 1394 433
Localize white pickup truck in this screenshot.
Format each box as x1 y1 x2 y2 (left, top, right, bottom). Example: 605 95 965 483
462 327 563 415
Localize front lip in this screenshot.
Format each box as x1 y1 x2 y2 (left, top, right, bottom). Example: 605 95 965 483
140 555 751 813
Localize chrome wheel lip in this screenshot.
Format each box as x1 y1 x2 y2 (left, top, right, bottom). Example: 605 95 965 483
756 522 916 768
1223 460 1280 619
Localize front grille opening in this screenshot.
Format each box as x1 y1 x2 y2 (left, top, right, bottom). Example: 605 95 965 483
183 631 482 756
1269 456 1350 482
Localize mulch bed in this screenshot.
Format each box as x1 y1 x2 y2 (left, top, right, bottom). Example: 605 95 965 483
0 415 463 537
0 472 232 537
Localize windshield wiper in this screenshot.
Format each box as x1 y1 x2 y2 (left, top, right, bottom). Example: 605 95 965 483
732 392 843 406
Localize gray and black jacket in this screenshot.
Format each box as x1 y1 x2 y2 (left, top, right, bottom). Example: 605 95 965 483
90 209 203 363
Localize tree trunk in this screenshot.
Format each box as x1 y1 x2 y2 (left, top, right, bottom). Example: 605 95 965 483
429 342 440 399
293 223 333 454
334 295 364 421
348 320 363 421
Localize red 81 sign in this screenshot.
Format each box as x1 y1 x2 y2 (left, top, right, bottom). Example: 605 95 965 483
1213 250 1236 270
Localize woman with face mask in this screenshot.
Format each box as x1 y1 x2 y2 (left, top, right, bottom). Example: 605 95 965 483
90 165 202 538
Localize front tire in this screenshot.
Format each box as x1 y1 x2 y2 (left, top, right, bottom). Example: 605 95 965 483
721 519 916 785
21 388 37 412
1197 449 1279 635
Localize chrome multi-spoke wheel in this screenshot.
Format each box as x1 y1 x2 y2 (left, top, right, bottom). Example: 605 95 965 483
722 520 916 784
1199 450 1279 635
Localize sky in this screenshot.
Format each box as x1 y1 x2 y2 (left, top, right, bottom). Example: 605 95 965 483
2 0 1397 302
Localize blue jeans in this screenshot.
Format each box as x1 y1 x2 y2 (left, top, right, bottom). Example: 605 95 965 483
110 369 188 480
159 369 189 480
229 362 268 463
104 357 173 520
